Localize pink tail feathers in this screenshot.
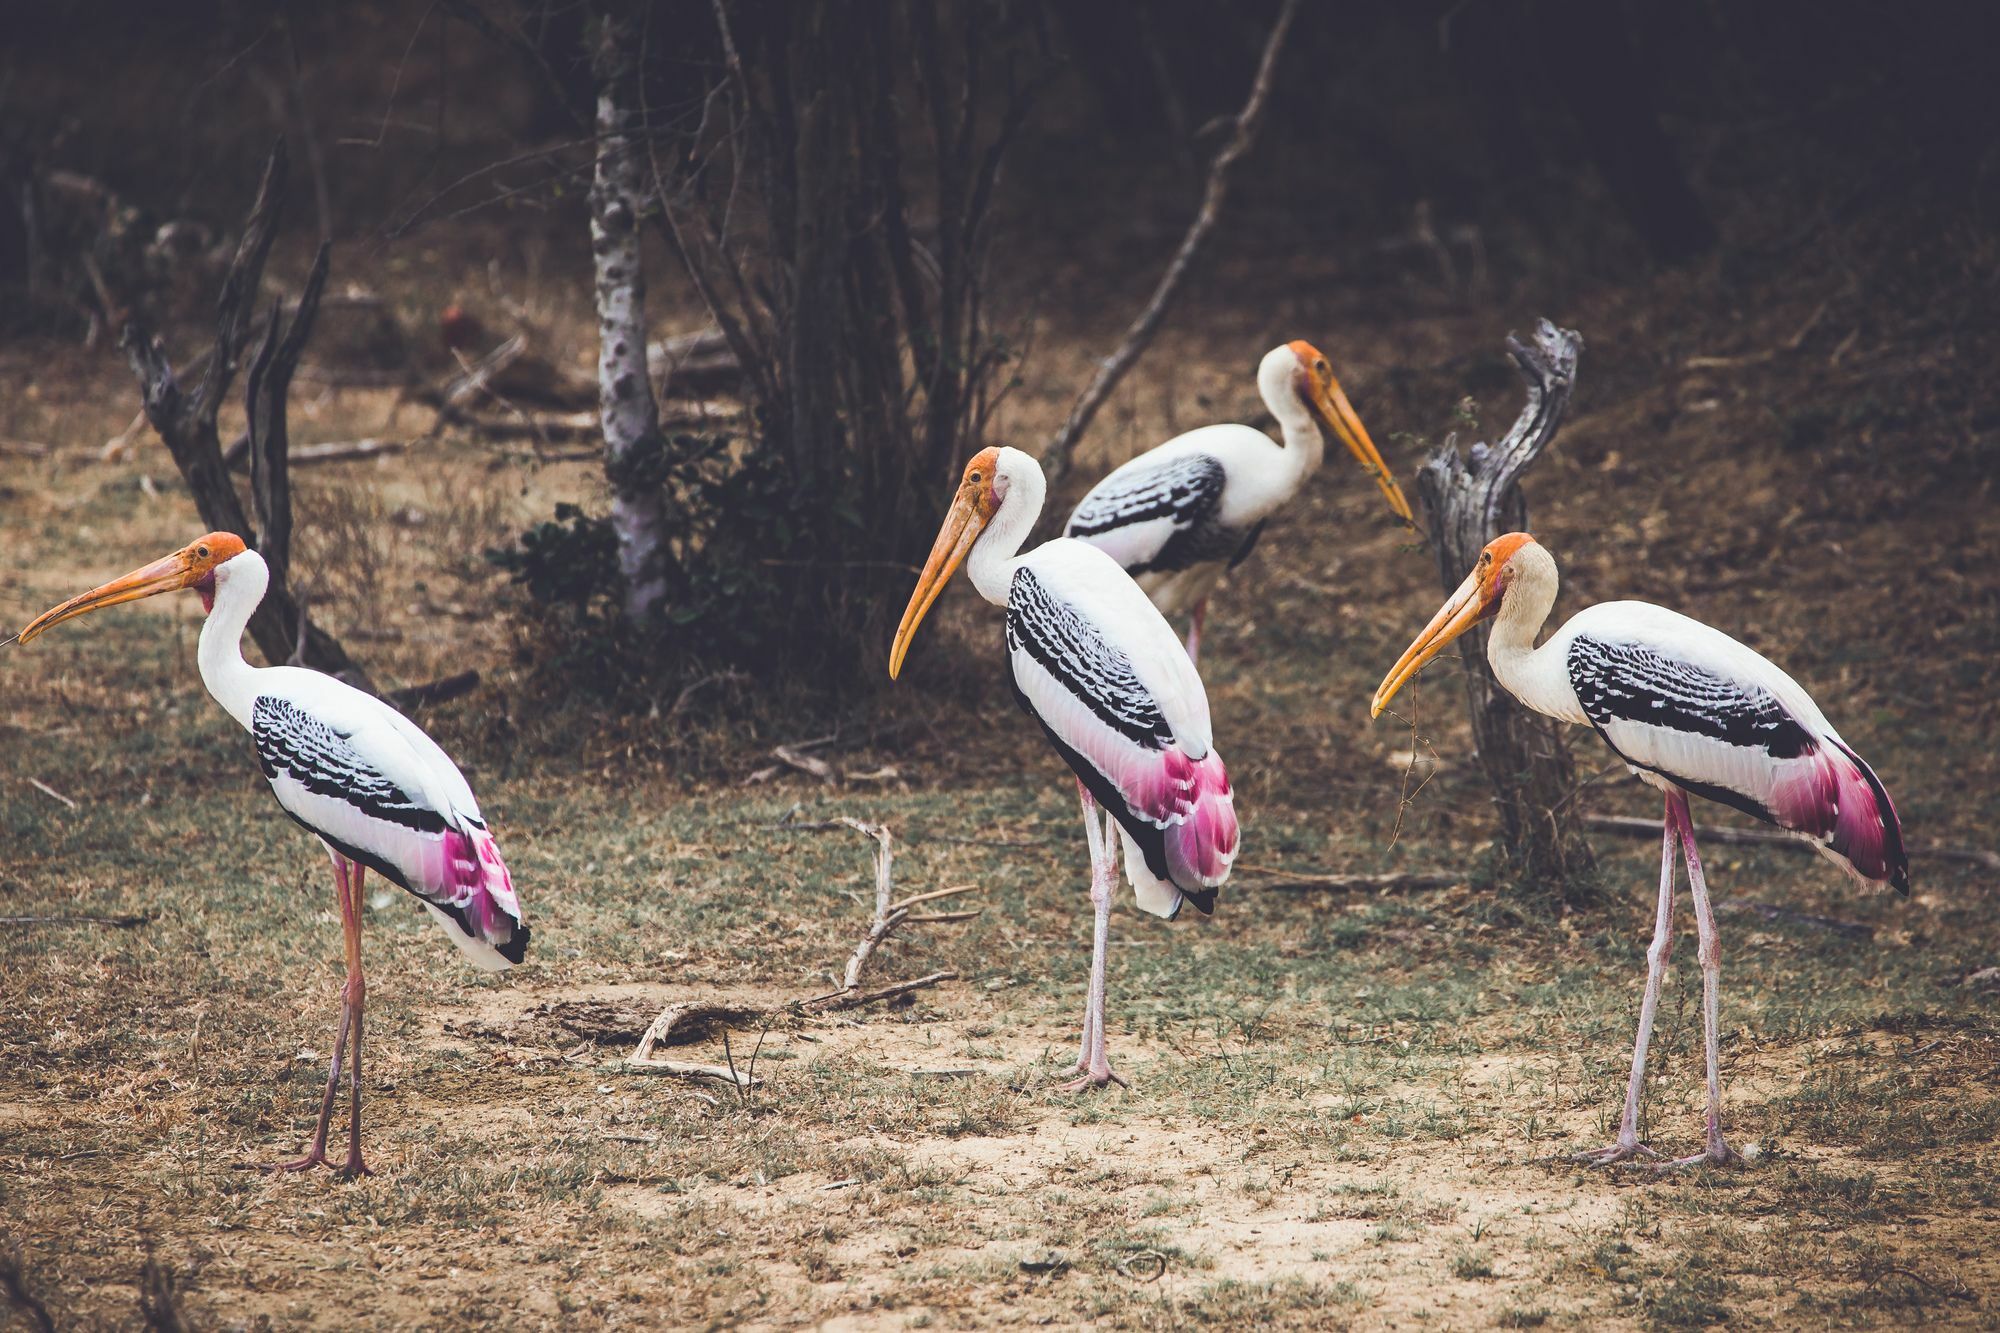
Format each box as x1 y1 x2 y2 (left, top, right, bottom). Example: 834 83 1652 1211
1772 740 1909 895
1165 751 1238 891
440 827 530 965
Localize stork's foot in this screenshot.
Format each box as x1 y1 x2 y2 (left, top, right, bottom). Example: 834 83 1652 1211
1652 1139 1745 1171
254 1147 330 1173
1058 1066 1129 1093
336 1154 374 1179
1570 1138 1661 1167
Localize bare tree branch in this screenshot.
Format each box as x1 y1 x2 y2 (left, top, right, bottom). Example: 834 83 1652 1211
1040 0 1299 485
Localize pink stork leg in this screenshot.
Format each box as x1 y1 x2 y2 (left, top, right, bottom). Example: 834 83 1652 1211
1573 802 1676 1166
264 853 358 1172
339 862 373 1177
1184 597 1208 666
1061 782 1127 1091
1662 792 1743 1168
1068 783 1103 1075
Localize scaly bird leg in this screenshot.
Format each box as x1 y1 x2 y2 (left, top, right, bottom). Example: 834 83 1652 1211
1658 794 1743 1169
1573 803 1675 1167
1062 797 1127 1092
337 862 373 1178
263 855 355 1172
1066 782 1103 1076
1184 597 1207 665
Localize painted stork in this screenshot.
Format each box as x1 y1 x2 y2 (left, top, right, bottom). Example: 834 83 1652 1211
1371 533 1907 1167
891 447 1238 1089
15 533 527 1176
1063 341 1415 663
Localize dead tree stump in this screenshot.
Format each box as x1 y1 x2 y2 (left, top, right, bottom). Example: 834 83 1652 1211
1416 319 1596 903
117 140 369 689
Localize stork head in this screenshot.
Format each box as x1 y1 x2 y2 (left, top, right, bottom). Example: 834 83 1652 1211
16 532 249 643
889 447 1009 680
1268 340 1415 526
1370 532 1539 717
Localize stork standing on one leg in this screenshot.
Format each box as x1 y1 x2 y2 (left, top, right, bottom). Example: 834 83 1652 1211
16 534 527 1176
1371 533 1907 1166
1063 341 1414 663
891 447 1238 1089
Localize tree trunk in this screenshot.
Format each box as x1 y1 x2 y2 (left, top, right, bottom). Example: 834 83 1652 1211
589 6 672 627
1416 320 1596 904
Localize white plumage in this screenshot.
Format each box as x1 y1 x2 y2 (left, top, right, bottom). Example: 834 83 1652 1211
891 446 1237 1088
1065 341 1413 660
17 532 526 1174
1373 533 1906 1167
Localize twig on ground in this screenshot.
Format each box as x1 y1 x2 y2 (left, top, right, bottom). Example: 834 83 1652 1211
622 818 973 1070
1 914 151 929
1039 0 1299 483
621 1056 760 1088
1238 866 1460 893
1584 813 1999 871
629 1002 765 1064
773 744 836 782
288 438 409 466
27 779 77 810
793 971 962 1014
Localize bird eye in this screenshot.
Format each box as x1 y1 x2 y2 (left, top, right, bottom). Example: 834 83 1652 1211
197 545 210 559
1315 360 1329 376
969 471 982 485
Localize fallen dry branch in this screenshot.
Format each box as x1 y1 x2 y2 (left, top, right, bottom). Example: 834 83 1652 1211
1715 900 1874 940
1583 813 2000 872
288 438 409 466
1 914 151 929
27 778 76 809
792 970 960 1015
624 818 976 1070
629 1002 767 1064
621 1057 760 1089
1040 0 1299 484
1243 868 1461 894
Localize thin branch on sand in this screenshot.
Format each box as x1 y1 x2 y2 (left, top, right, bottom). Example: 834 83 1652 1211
625 817 977 1072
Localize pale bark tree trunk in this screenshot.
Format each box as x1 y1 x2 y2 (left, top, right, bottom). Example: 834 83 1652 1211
1416 320 1597 904
590 8 672 626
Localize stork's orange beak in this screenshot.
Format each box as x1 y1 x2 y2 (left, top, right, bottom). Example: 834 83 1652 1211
889 491 991 680
1311 375 1414 526
1370 567 1494 717
16 548 204 644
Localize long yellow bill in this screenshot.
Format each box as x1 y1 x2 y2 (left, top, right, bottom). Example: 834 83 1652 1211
1315 378 1415 525
17 550 200 644
1370 567 1491 717
888 494 988 680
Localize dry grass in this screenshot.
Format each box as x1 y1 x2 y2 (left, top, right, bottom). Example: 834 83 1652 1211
3 179 1999 1329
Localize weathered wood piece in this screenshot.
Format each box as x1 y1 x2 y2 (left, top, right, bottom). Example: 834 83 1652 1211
1414 320 1594 899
